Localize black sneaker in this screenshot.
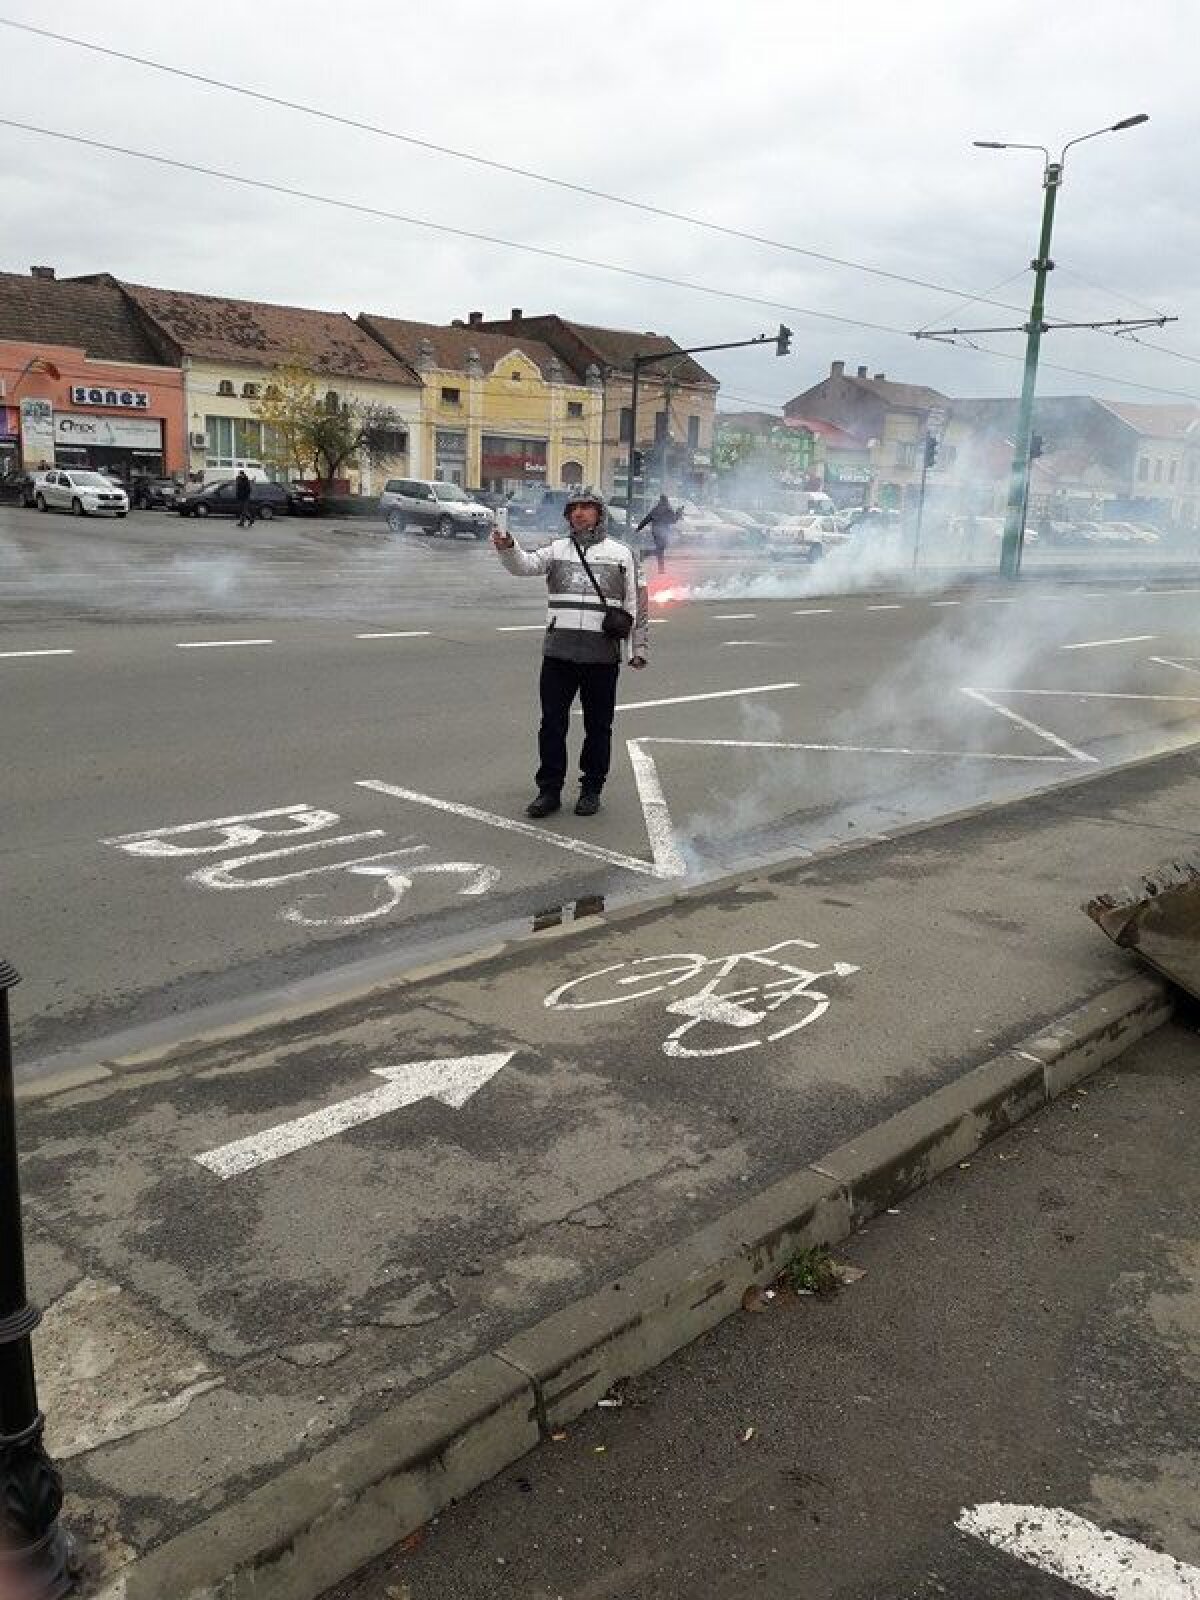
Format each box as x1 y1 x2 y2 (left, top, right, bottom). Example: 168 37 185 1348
526 791 561 819
574 790 601 817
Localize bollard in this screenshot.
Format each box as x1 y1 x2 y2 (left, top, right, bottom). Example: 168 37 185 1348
0 961 74 1597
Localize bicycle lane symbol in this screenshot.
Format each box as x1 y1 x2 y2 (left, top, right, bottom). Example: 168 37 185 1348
543 938 861 1058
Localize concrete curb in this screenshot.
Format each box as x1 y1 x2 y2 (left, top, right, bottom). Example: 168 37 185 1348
22 736 1200 1103
83 972 1172 1599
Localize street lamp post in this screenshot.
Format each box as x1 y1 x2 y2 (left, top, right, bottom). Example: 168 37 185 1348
975 114 1148 579
0 960 74 1597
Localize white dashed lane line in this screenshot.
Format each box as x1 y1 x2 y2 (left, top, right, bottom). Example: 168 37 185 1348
355 631 433 640
867 604 903 611
495 624 546 633
0 648 75 658
713 612 758 620
794 608 834 616
175 639 276 650
1060 634 1156 651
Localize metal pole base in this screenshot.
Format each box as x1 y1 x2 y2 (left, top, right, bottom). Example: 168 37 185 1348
0 1416 76 1598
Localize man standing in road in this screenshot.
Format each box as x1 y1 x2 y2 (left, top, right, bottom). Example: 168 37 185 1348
234 469 255 529
636 493 680 574
493 488 648 819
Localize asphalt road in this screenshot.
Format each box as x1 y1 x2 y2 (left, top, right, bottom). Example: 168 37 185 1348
325 1017 1200 1600
3 505 1199 1061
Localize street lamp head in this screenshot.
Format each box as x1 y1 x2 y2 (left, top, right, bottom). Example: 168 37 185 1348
973 140 1006 148
1112 113 1149 130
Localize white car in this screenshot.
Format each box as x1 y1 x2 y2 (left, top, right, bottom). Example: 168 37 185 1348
766 513 849 561
35 468 129 518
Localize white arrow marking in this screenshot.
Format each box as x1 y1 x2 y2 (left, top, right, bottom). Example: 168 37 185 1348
195 1053 514 1179
959 1503 1200 1598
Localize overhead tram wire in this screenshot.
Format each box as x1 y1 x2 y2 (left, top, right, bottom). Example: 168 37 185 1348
0 14 1088 325
5 19 1191 372
3 119 1197 407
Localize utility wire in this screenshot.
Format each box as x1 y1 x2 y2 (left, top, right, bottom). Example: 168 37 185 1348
6 18 1191 375
0 14 1068 323
3 117 1197 406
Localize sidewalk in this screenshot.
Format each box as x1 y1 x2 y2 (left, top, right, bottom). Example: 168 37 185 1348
17 746 1199 1598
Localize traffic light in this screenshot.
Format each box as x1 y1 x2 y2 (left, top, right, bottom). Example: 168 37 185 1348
775 323 792 356
1029 432 1044 459
924 434 938 468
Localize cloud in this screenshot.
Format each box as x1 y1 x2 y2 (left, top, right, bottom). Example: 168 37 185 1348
0 0 1195 407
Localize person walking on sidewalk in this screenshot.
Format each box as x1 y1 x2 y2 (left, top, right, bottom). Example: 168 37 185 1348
636 493 680 574
234 469 255 528
493 487 648 818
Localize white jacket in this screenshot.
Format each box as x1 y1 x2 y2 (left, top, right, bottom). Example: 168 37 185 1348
497 532 649 663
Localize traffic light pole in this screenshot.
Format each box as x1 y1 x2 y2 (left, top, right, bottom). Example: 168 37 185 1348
622 326 791 529
911 445 932 570
998 161 1060 579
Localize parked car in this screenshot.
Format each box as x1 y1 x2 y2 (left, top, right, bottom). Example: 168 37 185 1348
378 478 494 538
34 468 128 517
130 476 184 510
0 470 44 507
284 483 319 516
178 480 292 520
765 513 848 561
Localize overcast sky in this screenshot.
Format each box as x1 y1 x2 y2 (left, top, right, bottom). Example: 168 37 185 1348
1 0 1195 410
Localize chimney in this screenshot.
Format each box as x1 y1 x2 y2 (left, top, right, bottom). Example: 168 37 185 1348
830 360 845 378
856 365 868 378
510 307 523 321
30 265 56 280
874 371 886 381
468 311 483 325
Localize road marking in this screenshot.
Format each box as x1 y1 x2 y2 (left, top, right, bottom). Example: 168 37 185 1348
495 624 546 632
584 682 803 714
175 638 275 649
1060 633 1156 651
984 597 1017 603
0 647 75 658
958 1503 1200 1598
355 630 432 640
1140 587 1200 595
1150 655 1200 680
983 687 1200 704
196 1053 514 1179
930 599 960 606
793 608 834 615
867 604 903 610
627 740 689 878
357 779 669 878
642 735 1069 764
106 804 341 857
713 612 757 620
960 687 1098 764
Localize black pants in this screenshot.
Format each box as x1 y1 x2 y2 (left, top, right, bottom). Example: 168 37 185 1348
652 540 667 574
536 656 620 795
236 500 255 526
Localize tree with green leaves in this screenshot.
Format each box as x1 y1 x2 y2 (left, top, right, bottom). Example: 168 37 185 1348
253 361 409 489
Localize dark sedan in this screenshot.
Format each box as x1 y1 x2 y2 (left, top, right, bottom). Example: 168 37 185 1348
131 477 184 510
178 481 316 519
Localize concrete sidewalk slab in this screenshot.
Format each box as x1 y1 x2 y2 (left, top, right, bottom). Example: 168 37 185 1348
16 747 1197 1597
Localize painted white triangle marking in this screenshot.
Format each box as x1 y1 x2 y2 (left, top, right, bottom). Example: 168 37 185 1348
959 1502 1200 1598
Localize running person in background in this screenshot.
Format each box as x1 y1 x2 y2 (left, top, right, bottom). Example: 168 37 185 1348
636 493 680 574
493 488 648 818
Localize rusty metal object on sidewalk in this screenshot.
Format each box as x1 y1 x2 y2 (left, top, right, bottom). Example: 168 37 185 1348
1084 858 1200 1001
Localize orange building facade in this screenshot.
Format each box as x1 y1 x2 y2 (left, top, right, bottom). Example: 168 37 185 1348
0 339 187 479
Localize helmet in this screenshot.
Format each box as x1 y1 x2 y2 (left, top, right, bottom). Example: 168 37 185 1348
562 487 607 529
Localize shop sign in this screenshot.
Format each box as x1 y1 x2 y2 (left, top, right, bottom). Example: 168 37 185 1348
826 463 872 482
1 404 19 442
19 397 55 464
70 385 151 410
691 450 711 467
54 413 163 450
481 435 547 477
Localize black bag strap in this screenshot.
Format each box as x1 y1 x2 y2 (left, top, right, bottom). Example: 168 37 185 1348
572 537 617 613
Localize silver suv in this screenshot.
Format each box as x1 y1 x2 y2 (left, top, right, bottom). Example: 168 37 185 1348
379 478 494 539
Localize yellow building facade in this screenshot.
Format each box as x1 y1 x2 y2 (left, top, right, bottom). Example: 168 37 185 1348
358 316 603 492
